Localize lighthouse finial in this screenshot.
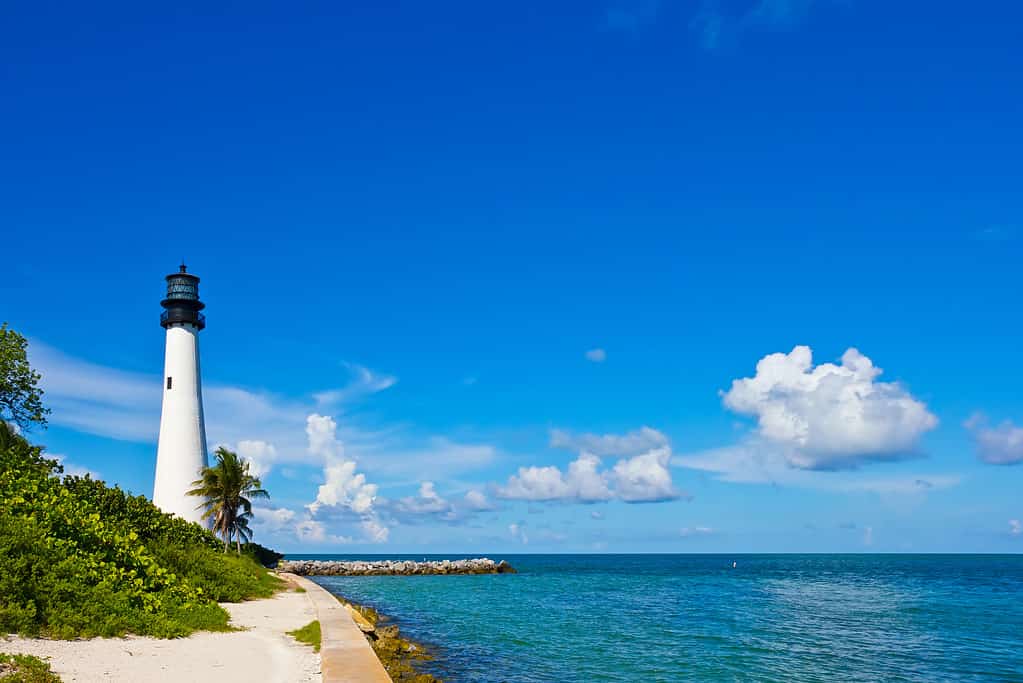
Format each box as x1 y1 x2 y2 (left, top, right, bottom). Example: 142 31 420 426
180 261 187 273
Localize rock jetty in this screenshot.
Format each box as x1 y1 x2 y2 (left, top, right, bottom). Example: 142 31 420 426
278 557 516 576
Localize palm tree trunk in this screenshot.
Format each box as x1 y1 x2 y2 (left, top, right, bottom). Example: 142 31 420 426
236 537 242 556
222 511 232 553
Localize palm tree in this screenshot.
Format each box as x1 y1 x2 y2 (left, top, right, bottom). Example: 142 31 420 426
187 446 269 554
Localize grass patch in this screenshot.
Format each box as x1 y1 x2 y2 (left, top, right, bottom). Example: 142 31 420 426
0 653 62 682
292 586 306 593
288 620 321 652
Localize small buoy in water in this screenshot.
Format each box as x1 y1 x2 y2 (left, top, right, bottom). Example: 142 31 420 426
732 561 737 569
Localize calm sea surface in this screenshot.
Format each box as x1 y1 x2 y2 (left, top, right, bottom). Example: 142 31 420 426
291 554 1023 682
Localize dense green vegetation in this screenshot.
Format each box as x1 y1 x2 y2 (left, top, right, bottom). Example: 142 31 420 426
0 421 282 639
0 653 61 682
241 541 285 568
287 620 321 652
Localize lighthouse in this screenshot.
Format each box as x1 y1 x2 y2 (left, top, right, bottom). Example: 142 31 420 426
153 265 209 525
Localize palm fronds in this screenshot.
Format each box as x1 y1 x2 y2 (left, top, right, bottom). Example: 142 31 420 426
187 446 269 554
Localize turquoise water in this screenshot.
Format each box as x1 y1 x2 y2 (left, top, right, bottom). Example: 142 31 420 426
295 554 1023 682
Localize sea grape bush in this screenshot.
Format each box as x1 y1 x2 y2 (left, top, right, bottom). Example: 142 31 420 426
0 652 62 682
61 476 220 551
0 421 281 638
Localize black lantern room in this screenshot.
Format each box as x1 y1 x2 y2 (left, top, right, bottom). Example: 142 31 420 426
160 264 206 330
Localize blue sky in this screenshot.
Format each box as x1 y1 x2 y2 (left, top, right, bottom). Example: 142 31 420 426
2 0 1022 553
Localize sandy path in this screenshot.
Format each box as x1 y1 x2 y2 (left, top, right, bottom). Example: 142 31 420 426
1 589 322 683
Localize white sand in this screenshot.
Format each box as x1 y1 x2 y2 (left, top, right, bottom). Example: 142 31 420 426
1 589 322 683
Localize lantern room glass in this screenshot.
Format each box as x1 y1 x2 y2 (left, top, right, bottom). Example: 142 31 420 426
166 276 198 300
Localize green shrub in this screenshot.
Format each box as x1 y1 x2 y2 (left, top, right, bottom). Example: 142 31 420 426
0 421 282 639
148 544 281 603
241 541 284 568
0 652 62 682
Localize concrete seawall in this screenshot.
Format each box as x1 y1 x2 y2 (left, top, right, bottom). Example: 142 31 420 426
280 572 393 683
280 557 516 576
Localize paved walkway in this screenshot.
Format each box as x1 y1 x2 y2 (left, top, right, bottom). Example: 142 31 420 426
281 572 392 683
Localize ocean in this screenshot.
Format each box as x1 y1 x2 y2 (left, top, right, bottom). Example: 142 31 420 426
291 554 1023 682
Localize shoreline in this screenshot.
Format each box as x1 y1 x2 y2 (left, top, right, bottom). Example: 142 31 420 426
327 589 443 683
282 558 519 681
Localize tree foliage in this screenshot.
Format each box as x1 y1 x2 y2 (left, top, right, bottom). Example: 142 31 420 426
188 447 269 555
0 323 50 430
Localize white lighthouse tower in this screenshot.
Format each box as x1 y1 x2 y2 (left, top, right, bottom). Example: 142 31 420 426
153 265 209 525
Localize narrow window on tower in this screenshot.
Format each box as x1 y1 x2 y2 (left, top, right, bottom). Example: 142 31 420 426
166 376 173 390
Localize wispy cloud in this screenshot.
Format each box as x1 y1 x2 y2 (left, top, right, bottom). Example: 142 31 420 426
312 362 397 407
691 0 840 51
605 0 660 33
31 340 312 448
965 413 1023 465
585 348 607 363
974 225 1016 243
30 342 161 441
30 341 502 545
550 426 667 457
508 521 529 544
674 439 960 495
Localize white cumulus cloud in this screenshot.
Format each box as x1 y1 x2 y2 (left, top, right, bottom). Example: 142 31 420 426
304 414 388 543
258 506 296 531
235 439 278 478
310 458 378 516
611 446 676 502
722 346 937 469
585 348 607 363
497 428 680 504
499 464 574 501
395 481 452 515
464 489 495 511
1010 520 1021 536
